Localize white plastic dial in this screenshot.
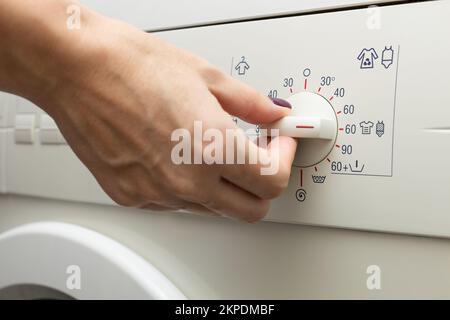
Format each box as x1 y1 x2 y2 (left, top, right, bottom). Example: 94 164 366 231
264 92 338 168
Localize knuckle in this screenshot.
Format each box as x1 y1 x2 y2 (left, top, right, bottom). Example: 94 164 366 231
261 187 283 200
245 200 270 223
141 203 167 211
261 169 290 199
113 197 133 207
110 190 138 207
114 177 168 208
107 180 140 207
277 166 291 188
251 91 269 109
201 197 221 211
200 64 226 84
163 168 200 202
241 91 270 119
171 178 197 200
241 93 260 112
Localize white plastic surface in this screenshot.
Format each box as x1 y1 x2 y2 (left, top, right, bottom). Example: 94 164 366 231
5 129 113 204
152 1 450 237
264 116 336 139
0 92 16 128
5 195 450 299
0 222 185 299
40 114 66 145
0 96 6 128
3 1 450 238
14 114 35 144
0 131 5 194
263 92 337 141
82 0 399 31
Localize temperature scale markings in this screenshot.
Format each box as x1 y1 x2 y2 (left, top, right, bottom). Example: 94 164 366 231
304 79 308 90
300 169 303 187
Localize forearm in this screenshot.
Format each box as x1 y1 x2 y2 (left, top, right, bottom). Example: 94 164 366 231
0 0 103 110
0 0 296 221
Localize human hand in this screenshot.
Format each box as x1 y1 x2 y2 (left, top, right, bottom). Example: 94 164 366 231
2 3 298 222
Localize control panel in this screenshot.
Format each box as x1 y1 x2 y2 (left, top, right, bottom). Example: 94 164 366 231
157 1 450 236
1 1 449 237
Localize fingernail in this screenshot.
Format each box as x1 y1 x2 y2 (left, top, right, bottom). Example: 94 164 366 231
270 97 291 109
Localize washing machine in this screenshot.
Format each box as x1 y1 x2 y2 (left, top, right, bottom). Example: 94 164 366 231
1 0 450 299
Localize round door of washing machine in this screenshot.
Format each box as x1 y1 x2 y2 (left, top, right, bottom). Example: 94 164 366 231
0 222 185 299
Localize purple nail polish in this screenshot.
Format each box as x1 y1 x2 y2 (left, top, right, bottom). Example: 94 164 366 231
270 97 291 109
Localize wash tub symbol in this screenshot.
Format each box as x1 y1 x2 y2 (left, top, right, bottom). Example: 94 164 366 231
312 175 326 184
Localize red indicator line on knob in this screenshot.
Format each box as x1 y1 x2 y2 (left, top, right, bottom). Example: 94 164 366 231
296 125 315 129
304 79 308 90
300 169 303 187
314 166 318 172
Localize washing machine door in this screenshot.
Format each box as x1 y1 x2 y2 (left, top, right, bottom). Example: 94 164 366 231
0 222 185 299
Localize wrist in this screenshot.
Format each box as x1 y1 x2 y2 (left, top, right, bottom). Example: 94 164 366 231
0 0 103 111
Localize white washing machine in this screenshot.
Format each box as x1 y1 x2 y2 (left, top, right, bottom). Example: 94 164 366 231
1 0 450 299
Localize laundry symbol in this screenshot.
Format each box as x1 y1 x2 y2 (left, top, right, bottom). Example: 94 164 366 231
381 46 394 69
312 175 326 184
349 160 365 173
376 121 385 137
360 121 374 135
235 56 250 75
357 48 378 69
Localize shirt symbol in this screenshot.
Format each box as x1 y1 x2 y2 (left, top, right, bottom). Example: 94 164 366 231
235 56 250 75
357 48 378 69
360 121 374 134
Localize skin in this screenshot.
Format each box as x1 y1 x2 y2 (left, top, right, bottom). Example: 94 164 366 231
0 0 298 222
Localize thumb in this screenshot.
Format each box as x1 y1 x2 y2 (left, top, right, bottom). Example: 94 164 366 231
209 74 291 124
267 135 298 173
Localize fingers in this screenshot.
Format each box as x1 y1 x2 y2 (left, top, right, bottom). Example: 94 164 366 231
141 198 220 217
203 178 271 223
267 135 299 178
207 72 291 124
221 131 298 199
